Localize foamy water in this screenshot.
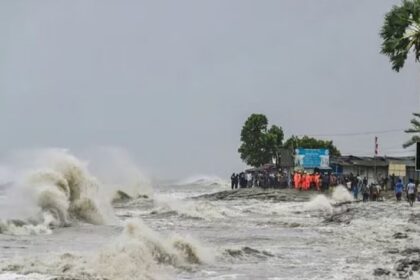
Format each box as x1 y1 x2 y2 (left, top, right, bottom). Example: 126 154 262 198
0 151 420 279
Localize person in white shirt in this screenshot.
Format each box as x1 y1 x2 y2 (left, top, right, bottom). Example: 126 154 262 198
246 173 253 188
406 178 416 207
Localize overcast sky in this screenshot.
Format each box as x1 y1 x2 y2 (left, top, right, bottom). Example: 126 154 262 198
0 0 419 180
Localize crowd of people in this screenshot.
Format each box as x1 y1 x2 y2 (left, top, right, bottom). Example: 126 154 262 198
230 171 289 189
230 170 420 205
338 173 382 202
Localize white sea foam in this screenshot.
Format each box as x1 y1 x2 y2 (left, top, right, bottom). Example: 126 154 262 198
153 193 240 220
94 218 214 279
176 175 228 188
0 273 49 280
331 185 354 203
0 218 213 280
304 195 334 214
304 186 353 214
0 148 151 235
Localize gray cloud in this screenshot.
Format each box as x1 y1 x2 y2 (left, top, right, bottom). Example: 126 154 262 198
0 0 418 179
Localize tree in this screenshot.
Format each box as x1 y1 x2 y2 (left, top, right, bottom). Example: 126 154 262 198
403 113 420 147
238 114 284 167
284 135 341 157
266 125 285 166
380 0 420 72
381 2 420 148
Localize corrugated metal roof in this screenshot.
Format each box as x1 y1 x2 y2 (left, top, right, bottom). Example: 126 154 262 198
330 156 414 167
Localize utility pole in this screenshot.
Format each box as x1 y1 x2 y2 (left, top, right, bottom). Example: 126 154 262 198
374 136 378 182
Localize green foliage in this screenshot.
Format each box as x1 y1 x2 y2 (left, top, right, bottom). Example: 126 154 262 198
266 125 284 166
238 114 284 167
380 0 420 72
284 136 341 157
403 112 420 147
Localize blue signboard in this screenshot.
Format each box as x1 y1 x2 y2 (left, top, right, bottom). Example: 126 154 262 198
295 148 329 169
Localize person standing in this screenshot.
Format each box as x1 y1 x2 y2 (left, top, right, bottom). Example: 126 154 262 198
321 173 329 192
239 172 246 188
407 178 416 207
288 172 292 188
361 183 370 202
295 172 302 189
395 179 403 201
363 177 368 190
246 173 253 188
355 176 363 200
351 175 359 199
330 173 336 187
304 173 311 191
307 173 312 191
390 174 396 192
231 173 236 190
315 173 321 191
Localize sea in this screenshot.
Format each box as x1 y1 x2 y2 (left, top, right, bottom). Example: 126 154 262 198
0 149 419 280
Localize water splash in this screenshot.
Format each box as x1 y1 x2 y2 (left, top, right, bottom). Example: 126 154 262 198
0 218 213 280
0 149 151 235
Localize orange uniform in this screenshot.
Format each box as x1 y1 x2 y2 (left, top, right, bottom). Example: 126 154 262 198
301 174 305 190
308 175 314 190
304 174 311 190
294 173 301 189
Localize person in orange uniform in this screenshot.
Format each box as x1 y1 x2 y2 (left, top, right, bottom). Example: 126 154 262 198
294 172 301 189
305 173 311 190
300 173 306 190
309 173 315 190
299 172 304 189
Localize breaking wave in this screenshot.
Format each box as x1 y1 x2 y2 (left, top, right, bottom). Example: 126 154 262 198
97 219 213 271
152 195 239 220
0 219 213 280
331 185 354 203
304 185 354 215
304 195 334 214
0 149 150 235
176 175 228 188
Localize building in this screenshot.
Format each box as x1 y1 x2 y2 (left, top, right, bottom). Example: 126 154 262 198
330 155 419 184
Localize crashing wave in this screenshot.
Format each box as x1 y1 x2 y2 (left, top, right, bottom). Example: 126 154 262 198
152 195 239 220
176 175 228 188
0 213 54 235
0 219 213 280
304 195 334 214
331 185 354 204
0 149 150 235
107 219 212 265
304 186 353 215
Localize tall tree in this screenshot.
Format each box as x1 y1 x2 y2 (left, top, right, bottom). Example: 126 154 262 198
403 113 420 147
266 125 285 166
284 136 341 157
381 1 420 148
380 0 420 72
238 114 284 167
